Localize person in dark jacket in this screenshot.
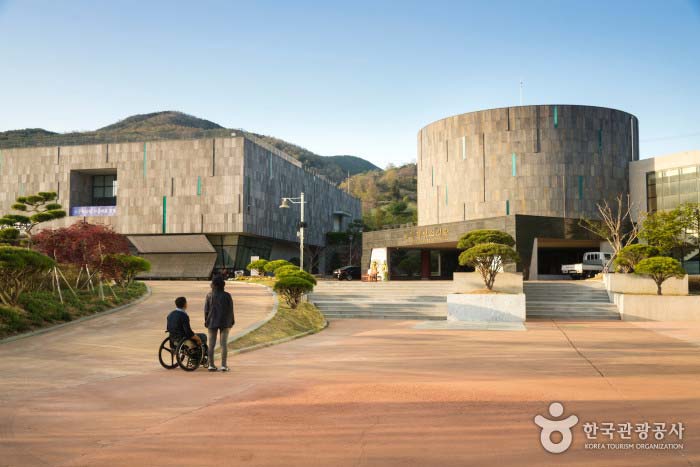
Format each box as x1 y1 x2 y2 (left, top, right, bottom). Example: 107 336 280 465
204 276 235 372
166 297 207 347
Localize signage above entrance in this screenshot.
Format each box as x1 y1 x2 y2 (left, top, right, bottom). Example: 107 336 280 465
403 226 450 243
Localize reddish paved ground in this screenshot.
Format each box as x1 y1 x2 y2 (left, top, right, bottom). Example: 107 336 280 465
1 281 699 466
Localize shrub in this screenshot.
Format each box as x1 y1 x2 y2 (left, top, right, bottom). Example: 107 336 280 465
276 267 317 285
457 229 515 250
614 244 660 273
18 291 70 323
264 259 292 274
102 254 151 287
274 265 300 276
273 276 314 309
0 305 30 334
32 223 130 285
458 243 520 290
0 227 20 246
246 259 268 273
634 257 685 295
0 246 55 306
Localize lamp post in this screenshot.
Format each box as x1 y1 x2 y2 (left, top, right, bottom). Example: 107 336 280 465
279 192 306 272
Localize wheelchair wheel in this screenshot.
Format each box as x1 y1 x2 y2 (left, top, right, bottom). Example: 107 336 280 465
158 336 178 369
176 340 202 371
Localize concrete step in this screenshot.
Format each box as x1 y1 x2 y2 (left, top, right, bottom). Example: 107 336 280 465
323 312 447 321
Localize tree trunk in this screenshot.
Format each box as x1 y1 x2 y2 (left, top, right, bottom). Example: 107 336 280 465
656 282 662 295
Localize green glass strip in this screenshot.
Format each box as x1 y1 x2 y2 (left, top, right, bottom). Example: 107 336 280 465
461 136 466 160
445 184 448 205
506 200 510 215
598 128 603 153
578 176 584 199
143 142 147 178
431 167 434 186
162 196 167 233
512 153 517 176
197 176 202 196
553 106 558 128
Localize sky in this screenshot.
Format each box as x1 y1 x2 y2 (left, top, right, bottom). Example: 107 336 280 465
0 0 699 168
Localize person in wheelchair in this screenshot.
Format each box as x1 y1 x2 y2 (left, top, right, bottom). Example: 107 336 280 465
167 297 207 352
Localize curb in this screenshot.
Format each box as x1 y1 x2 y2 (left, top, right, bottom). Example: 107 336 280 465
0 283 153 345
226 281 279 345
231 318 329 355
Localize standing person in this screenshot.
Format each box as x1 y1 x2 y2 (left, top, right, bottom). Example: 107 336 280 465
204 276 235 372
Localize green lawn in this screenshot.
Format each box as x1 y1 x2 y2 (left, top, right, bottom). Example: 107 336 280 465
229 281 326 351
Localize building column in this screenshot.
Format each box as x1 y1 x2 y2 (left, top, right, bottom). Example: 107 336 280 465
421 249 431 280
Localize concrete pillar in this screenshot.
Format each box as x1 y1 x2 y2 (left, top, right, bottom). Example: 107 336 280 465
421 249 431 280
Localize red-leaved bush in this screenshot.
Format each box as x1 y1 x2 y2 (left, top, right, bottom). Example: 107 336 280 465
32 222 130 270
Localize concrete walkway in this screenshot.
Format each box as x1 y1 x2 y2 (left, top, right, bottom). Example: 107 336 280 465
1 283 699 466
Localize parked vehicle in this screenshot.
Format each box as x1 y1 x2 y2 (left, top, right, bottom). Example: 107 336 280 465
561 252 612 279
333 265 361 281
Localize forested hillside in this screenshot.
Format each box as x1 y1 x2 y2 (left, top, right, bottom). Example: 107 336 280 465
339 163 417 230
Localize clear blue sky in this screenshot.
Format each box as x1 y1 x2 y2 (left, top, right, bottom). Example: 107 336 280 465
1 0 698 167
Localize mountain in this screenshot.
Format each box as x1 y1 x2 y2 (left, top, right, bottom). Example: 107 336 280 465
0 111 380 183
339 163 418 230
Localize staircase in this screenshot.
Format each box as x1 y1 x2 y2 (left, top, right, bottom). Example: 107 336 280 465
524 281 620 321
309 281 451 320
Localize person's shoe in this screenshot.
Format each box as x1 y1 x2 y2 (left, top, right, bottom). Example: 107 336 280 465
220 366 230 372
208 366 218 372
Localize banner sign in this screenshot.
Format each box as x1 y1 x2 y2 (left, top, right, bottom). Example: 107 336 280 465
70 206 117 217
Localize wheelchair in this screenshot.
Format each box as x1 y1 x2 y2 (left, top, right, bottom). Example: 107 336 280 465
158 332 209 371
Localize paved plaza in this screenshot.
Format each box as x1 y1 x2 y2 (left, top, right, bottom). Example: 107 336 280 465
1 281 699 466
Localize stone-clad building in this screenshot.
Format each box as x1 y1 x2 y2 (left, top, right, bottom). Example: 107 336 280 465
363 105 640 280
0 135 360 278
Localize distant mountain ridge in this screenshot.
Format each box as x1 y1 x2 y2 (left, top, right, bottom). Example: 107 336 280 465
0 111 380 184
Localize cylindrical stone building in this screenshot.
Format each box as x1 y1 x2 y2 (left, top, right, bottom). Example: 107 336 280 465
363 105 640 280
417 105 639 225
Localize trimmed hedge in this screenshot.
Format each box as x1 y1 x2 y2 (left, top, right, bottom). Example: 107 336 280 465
273 276 314 309
264 259 293 274
275 267 317 285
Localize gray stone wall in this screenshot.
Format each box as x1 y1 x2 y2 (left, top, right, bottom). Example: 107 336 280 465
0 136 360 247
243 139 361 246
417 105 639 226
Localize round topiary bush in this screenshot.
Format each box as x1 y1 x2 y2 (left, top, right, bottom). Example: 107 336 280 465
613 244 660 273
264 259 293 274
275 267 317 285
273 276 314 308
458 242 520 290
246 258 268 273
634 256 685 295
274 264 303 279
457 229 515 250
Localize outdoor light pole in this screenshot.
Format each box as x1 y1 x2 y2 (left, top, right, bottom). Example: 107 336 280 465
279 192 306 272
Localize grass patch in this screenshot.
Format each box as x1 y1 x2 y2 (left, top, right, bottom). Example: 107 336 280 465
0 282 147 339
230 300 326 351
234 276 277 288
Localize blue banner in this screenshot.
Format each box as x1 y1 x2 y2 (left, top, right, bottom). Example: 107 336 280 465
70 206 117 217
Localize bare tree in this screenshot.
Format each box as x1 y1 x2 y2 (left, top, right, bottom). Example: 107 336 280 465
579 194 642 272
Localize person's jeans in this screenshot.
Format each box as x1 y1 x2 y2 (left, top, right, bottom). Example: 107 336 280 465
207 327 231 367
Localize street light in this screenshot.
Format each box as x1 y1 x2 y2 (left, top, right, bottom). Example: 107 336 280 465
279 192 306 271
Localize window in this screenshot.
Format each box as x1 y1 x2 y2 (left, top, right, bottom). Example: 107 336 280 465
553 106 558 128
92 174 117 206
646 164 700 213
461 136 466 160
512 153 517 176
